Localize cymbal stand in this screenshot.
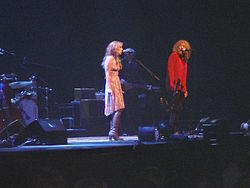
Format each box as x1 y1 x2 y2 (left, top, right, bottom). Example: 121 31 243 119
42 86 52 119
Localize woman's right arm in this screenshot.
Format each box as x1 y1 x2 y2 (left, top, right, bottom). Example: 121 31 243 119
105 56 116 94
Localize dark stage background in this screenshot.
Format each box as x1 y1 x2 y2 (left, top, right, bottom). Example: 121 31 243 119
0 1 249 122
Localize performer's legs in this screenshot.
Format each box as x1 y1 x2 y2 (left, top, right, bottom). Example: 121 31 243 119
169 111 179 133
168 93 184 134
108 109 123 141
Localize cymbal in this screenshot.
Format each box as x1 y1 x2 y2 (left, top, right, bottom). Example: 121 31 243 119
1 73 18 78
9 81 32 89
0 73 18 82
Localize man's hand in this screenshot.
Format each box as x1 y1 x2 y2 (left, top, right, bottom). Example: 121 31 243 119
184 91 188 98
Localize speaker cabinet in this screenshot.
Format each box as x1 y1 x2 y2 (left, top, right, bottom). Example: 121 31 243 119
14 119 67 146
74 88 96 100
71 99 108 135
72 99 105 128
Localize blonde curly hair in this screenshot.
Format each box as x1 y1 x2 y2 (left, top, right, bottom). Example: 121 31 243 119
101 41 123 69
172 40 191 61
172 40 191 52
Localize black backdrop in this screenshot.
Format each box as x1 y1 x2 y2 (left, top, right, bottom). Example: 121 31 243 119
0 0 249 121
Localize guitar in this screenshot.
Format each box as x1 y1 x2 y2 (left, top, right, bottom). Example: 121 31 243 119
122 82 160 92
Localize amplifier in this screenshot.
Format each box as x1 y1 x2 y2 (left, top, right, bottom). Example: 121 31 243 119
55 103 73 118
74 88 96 100
72 99 105 128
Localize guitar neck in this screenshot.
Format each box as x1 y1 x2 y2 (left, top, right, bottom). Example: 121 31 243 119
123 82 160 92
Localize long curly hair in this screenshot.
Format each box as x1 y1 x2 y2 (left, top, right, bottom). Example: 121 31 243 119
101 41 123 69
172 40 191 61
172 40 191 52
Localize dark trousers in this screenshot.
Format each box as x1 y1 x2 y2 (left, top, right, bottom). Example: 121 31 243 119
168 92 185 133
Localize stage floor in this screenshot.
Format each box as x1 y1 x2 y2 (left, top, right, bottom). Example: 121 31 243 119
0 135 167 153
68 135 138 143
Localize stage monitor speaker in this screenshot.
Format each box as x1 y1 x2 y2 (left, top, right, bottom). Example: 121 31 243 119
202 118 230 144
14 119 67 146
138 126 159 142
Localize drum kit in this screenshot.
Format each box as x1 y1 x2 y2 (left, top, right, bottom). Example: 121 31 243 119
0 73 51 131
0 48 58 139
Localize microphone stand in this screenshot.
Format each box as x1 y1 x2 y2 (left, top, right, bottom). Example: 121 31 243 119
34 86 53 119
23 57 63 72
135 58 161 126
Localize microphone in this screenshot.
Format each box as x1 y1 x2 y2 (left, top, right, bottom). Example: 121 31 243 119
182 49 192 53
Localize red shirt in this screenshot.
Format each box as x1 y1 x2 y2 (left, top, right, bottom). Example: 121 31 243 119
166 52 187 93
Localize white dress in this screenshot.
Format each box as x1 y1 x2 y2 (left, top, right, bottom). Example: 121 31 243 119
104 56 125 116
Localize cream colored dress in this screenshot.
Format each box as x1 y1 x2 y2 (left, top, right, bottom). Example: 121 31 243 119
104 56 125 116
